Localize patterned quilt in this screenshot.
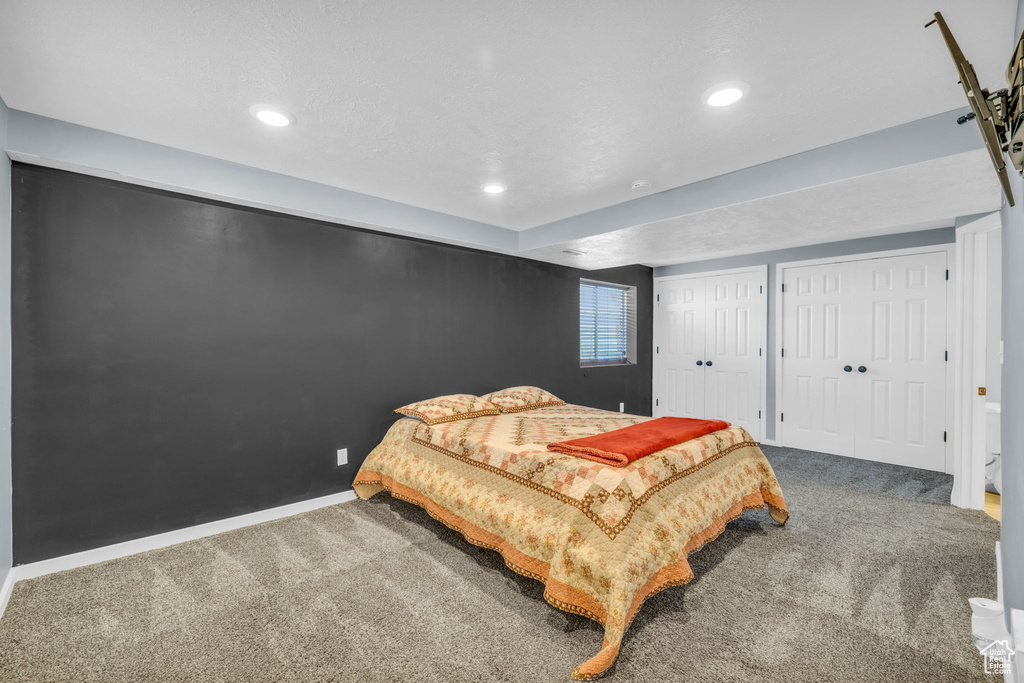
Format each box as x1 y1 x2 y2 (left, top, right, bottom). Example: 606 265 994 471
353 404 789 679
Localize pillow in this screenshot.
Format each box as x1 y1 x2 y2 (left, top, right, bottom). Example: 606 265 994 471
394 394 501 425
481 386 566 413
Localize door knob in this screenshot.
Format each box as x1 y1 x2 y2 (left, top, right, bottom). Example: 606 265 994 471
858 366 867 373
696 360 703 366
705 360 713 367
843 365 852 372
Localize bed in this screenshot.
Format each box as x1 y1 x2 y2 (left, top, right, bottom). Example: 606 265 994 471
353 400 788 679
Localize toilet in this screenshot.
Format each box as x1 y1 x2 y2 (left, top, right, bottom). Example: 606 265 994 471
985 403 1001 494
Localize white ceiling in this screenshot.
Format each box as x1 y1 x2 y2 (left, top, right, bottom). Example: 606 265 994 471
521 149 1002 269
0 0 1015 233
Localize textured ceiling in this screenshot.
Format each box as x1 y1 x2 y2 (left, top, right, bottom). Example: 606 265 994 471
521 149 1003 269
0 0 1015 231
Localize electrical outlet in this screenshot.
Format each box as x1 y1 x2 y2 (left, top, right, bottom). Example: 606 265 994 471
619 402 625 413
336 448 348 466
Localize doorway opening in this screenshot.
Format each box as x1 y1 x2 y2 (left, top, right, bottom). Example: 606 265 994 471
952 213 1003 512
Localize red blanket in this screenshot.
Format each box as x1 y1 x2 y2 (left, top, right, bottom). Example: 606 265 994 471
547 417 730 466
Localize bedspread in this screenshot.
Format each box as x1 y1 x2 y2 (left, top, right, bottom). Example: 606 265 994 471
353 404 788 679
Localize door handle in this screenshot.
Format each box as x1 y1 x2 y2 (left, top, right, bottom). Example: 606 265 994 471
858 366 867 373
843 365 852 372
696 360 703 366
705 360 713 367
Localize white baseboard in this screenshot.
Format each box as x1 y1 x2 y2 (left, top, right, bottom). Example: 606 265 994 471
0 567 16 621
758 438 780 447
6 490 357 591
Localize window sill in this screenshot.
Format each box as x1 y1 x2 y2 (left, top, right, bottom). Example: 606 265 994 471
580 361 636 368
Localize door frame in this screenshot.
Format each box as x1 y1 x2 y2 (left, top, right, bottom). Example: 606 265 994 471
774 244 956 472
951 213 1002 509
653 265 768 440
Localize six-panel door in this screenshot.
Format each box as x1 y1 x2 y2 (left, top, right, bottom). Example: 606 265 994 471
655 277 706 419
852 253 947 470
704 272 763 439
654 270 763 440
780 252 947 470
780 262 859 456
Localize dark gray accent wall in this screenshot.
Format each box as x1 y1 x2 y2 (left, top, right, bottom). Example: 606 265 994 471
1000 0 1024 629
10 164 652 564
653 228 956 441
0 94 11 582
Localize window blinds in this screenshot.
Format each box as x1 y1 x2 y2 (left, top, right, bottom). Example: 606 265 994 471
580 280 631 366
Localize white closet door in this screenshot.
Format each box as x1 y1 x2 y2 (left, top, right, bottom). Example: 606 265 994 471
704 272 763 439
654 278 705 418
853 253 947 470
780 262 859 455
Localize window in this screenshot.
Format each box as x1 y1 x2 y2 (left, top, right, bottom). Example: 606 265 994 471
579 279 637 367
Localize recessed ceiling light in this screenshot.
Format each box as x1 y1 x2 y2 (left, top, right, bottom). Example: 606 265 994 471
249 104 295 127
701 82 749 108
481 183 506 194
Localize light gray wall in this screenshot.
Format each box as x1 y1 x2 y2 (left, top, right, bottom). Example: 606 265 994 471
4 107 986 262
1000 0 1024 628
653 227 956 441
0 92 12 584
5 110 518 254
521 106 982 250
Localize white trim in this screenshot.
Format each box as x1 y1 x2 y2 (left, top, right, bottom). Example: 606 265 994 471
653 265 768 440
946 244 958 475
773 270 785 446
773 243 954 272
0 568 16 620
1011 607 1023 683
998 541 1006 614
648 222 953 268
758 438 780 447
951 212 1002 508
758 267 769 443
992 541 1022 683
774 244 956 469
653 264 771 282
5 490 357 589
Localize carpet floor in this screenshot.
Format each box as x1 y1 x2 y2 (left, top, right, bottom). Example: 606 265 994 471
0 446 1000 682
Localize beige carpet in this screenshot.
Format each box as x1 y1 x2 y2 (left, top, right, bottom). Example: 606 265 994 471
0 447 1001 682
